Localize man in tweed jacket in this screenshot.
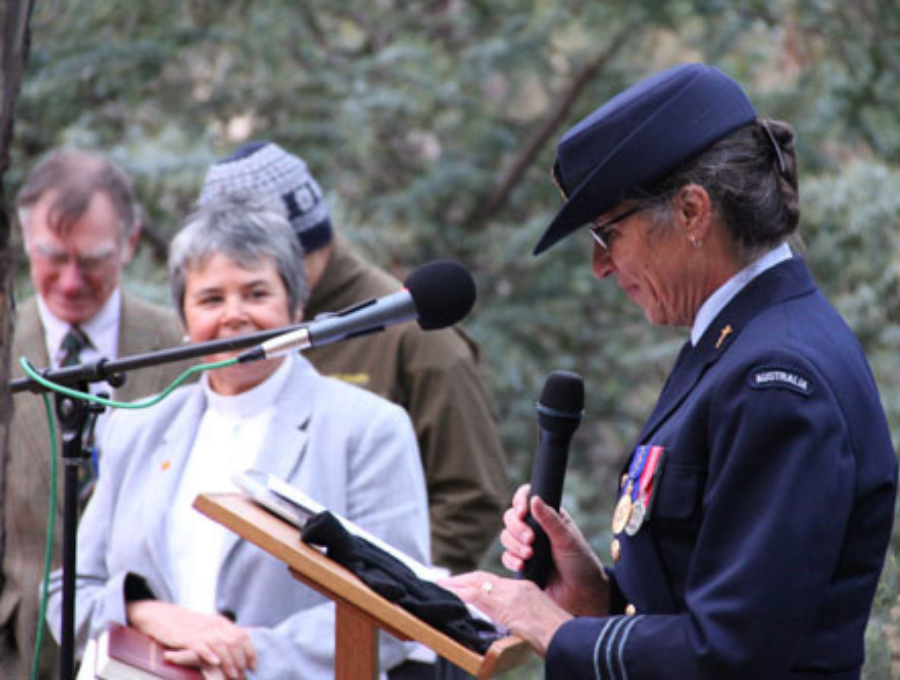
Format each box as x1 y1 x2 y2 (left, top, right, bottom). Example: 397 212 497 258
0 148 188 678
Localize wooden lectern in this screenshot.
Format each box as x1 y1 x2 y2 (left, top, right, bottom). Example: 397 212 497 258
194 494 532 679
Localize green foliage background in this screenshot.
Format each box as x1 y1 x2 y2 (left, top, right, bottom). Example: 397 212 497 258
7 1 900 676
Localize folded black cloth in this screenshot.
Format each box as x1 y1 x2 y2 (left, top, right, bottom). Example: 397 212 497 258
301 511 502 654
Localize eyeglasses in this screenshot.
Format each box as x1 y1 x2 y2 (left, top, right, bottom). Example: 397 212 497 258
588 206 642 251
31 242 119 273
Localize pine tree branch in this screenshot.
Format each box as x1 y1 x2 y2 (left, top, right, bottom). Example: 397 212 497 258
138 222 170 262
474 25 634 227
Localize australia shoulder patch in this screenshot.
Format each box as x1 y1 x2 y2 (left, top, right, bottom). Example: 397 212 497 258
747 365 813 396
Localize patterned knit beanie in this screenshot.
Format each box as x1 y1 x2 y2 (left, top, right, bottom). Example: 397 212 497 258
199 141 333 253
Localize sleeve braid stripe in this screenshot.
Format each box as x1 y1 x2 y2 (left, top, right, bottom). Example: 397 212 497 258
615 615 644 680
593 616 627 680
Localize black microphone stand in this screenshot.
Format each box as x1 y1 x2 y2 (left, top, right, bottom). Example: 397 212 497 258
10 321 307 396
9 321 308 679
54 379 107 680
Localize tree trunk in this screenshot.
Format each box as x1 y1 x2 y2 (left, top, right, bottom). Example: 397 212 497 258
1 0 35 571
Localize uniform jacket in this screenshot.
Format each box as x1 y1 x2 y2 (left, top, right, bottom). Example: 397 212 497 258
305 237 508 573
0 293 188 679
547 258 898 679
46 354 430 680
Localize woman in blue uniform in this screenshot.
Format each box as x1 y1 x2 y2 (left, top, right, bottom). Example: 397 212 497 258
445 63 897 679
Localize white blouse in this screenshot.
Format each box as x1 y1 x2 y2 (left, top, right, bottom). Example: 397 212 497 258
167 356 293 613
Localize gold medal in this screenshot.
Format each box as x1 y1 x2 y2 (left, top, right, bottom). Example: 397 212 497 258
611 493 633 535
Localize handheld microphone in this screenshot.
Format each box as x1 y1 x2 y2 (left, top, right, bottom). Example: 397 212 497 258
518 370 584 588
238 260 476 363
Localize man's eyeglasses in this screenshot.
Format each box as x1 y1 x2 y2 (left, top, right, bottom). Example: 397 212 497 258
589 206 642 250
31 242 119 273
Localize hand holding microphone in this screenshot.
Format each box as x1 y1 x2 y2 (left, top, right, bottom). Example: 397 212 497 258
500 373 610 615
501 484 609 617
516 370 584 588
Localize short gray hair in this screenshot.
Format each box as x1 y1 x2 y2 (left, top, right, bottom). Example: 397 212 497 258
168 192 309 323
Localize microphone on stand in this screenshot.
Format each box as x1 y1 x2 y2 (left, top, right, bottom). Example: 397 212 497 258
518 370 585 588
10 260 477 394
238 260 476 363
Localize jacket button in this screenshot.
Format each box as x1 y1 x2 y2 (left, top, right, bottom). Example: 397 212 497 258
625 604 637 616
611 539 621 562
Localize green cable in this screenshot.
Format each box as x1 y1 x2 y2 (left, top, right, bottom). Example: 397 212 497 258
24 354 238 679
32 393 57 680
19 356 238 409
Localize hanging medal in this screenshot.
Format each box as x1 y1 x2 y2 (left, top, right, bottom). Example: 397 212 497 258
611 480 634 535
611 445 649 535
626 445 666 536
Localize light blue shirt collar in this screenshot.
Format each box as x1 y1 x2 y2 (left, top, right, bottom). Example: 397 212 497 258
690 243 793 346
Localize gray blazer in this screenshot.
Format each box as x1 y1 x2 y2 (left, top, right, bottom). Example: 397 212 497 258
46 355 430 679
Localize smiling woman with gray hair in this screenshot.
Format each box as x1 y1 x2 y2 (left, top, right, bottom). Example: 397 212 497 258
169 191 310 327
47 192 431 679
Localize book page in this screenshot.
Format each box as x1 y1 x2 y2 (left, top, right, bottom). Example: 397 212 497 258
237 468 497 626
264 471 445 582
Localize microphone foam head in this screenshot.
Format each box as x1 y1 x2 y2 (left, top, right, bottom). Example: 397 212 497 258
405 260 476 330
540 370 585 416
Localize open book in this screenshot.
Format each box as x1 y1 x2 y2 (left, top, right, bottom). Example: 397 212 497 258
232 469 505 651
232 469 444 582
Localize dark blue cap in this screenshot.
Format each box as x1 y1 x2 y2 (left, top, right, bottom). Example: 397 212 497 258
534 63 757 255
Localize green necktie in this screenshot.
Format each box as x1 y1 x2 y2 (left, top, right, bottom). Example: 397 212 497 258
60 326 91 367
60 326 99 502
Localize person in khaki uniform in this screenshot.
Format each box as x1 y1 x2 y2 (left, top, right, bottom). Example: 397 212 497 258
0 148 188 679
199 142 509 581
304 235 507 573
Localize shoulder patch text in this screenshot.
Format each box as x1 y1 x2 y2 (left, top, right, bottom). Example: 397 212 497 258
748 366 813 396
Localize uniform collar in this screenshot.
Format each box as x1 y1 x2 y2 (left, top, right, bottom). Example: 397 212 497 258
690 243 793 346
638 256 816 445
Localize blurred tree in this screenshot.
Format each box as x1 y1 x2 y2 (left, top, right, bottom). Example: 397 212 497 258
801 161 900 679
1 0 34 576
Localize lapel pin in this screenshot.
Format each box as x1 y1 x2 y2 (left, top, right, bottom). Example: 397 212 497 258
715 324 733 349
